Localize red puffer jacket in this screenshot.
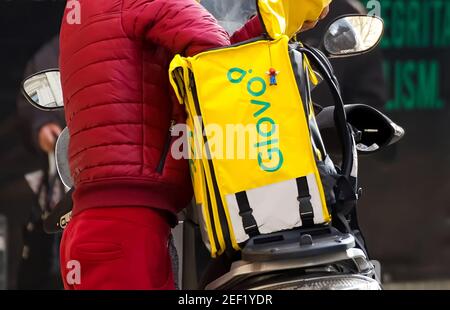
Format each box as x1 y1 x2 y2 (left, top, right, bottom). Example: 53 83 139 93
60 0 262 218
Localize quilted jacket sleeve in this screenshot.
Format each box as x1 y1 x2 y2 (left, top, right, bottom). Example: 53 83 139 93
122 0 231 56
230 15 263 44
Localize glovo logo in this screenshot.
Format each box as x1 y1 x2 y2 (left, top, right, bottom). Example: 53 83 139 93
227 67 284 172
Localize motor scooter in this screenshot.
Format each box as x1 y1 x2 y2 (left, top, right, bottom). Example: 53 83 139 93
21 11 404 290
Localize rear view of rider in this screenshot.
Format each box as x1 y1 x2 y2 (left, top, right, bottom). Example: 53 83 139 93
59 0 329 290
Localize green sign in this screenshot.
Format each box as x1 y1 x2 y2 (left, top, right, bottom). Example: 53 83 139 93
365 0 448 111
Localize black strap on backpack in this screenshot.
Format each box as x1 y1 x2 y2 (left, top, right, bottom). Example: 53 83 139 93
235 191 260 237
296 177 315 227
297 45 356 205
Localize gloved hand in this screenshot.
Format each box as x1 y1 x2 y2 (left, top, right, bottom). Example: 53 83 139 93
301 4 329 32
258 0 332 38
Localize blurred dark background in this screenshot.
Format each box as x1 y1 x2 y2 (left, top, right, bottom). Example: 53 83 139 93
0 0 65 289
0 0 448 289
358 0 450 282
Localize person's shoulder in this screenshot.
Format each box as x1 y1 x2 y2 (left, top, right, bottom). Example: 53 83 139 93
31 36 60 70
38 36 59 57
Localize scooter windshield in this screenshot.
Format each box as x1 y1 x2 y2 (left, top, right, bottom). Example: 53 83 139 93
200 0 257 34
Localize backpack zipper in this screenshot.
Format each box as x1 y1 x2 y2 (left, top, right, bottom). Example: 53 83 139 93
156 120 175 174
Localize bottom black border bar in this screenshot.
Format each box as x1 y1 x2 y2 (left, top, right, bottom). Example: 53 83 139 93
1 290 449 307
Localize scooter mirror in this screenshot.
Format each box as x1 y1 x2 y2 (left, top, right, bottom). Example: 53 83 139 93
323 15 384 57
316 104 405 156
22 69 64 111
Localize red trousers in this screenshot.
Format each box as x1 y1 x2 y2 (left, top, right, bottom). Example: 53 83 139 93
60 207 175 290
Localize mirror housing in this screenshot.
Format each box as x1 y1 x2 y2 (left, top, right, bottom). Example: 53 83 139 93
55 127 73 189
22 69 64 111
316 104 405 156
323 15 384 57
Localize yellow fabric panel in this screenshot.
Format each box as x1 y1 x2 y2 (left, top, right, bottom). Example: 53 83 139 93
187 81 227 256
190 37 320 195
170 60 225 256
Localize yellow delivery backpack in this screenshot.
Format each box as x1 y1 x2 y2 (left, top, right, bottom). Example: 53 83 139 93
169 0 333 257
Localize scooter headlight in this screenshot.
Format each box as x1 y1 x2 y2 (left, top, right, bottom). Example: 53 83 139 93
254 275 381 290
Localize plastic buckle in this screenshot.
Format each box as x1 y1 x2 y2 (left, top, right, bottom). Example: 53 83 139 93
239 210 259 234
298 196 314 219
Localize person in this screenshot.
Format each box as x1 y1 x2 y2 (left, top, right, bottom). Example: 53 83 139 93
16 35 65 289
17 36 64 157
59 0 329 290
